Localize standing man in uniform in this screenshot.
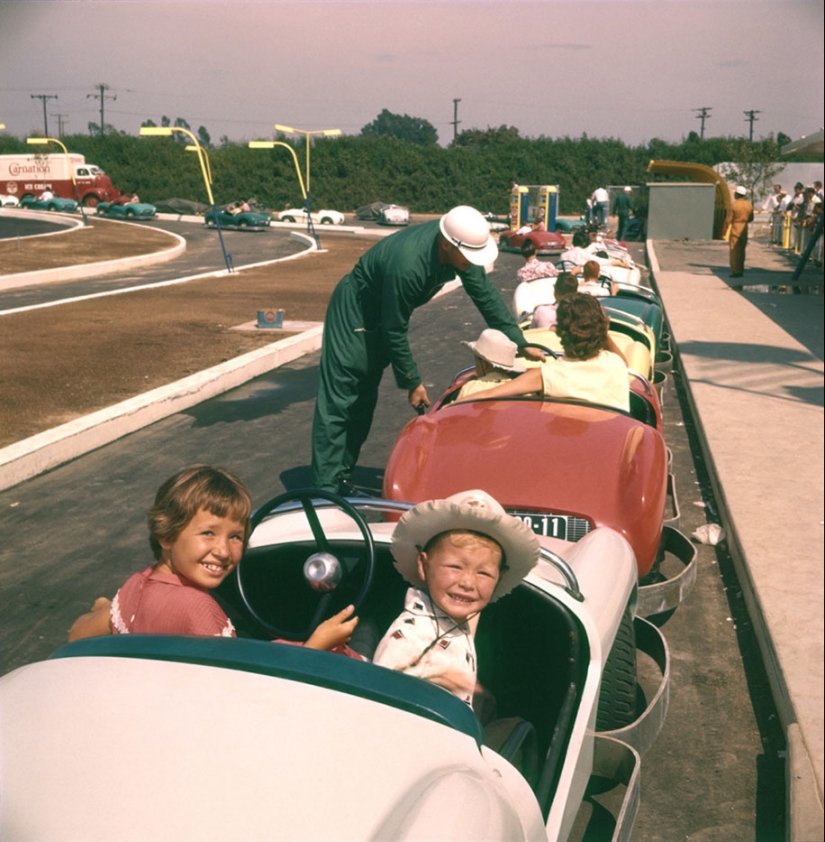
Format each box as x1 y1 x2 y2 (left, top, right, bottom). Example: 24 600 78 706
725 185 754 278
612 186 635 240
311 205 544 493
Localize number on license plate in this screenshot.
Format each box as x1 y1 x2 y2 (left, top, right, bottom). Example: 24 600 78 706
512 513 568 540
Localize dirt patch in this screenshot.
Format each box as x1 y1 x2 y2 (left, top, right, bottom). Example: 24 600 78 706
0 217 181 274
1 233 373 448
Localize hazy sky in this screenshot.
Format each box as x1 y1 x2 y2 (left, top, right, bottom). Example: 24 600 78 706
1 0 823 147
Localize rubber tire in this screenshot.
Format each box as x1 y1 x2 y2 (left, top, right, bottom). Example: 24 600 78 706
282 216 295 223
596 606 638 731
82 195 99 208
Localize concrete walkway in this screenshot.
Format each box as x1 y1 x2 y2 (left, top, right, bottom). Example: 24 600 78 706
648 237 824 842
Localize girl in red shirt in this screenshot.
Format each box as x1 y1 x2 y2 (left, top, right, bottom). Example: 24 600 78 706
69 465 357 651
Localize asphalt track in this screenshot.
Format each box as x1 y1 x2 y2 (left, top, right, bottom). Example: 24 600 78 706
0 233 786 840
0 217 306 311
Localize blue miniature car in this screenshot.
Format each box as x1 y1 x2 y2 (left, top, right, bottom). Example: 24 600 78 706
19 195 78 213
205 208 271 230
95 201 157 219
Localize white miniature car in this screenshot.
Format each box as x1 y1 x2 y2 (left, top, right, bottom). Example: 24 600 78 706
0 492 669 841
277 207 345 225
378 203 410 226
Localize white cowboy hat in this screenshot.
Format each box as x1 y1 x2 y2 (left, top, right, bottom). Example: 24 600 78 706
391 489 540 601
461 328 526 372
734 185 748 196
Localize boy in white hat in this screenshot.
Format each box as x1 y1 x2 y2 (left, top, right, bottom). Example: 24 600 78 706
455 328 526 401
373 489 540 706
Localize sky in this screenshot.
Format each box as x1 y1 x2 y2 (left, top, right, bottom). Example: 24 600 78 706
1 0 823 148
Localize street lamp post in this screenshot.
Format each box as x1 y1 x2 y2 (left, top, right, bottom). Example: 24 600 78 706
273 124 340 235
248 140 318 244
26 136 89 226
139 126 233 273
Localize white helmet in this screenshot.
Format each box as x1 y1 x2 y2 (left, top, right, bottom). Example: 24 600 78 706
439 205 498 266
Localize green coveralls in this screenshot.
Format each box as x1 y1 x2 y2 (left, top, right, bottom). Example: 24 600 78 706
311 220 527 492
613 192 634 240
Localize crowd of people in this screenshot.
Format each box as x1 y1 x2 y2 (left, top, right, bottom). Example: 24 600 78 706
764 180 823 264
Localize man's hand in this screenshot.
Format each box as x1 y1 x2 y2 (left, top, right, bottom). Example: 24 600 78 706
408 384 430 412
520 346 546 362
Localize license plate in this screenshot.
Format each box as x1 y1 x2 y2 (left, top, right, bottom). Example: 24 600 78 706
511 511 568 540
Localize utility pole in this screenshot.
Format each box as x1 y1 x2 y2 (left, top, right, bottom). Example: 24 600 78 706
52 113 68 137
693 106 712 140
87 83 116 136
31 94 58 136
451 98 461 143
743 109 761 142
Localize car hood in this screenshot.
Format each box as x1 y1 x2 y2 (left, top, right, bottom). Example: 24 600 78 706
384 398 667 574
0 646 541 840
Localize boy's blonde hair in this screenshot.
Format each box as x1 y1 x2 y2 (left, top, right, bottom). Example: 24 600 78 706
147 465 252 560
421 529 506 572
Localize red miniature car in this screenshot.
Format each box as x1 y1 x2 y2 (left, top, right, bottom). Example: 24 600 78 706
499 227 567 255
383 361 671 571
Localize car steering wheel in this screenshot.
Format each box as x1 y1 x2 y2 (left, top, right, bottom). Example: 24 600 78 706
521 342 562 360
237 489 376 641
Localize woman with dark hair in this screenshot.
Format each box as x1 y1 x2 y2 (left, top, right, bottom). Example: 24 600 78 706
457 293 630 412
516 238 558 282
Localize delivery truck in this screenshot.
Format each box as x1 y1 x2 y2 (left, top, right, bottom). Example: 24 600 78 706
0 153 118 207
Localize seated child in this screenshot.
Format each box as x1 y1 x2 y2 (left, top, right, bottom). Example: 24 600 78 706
578 259 618 298
529 272 579 329
373 489 540 706
69 464 358 653
458 293 630 412
516 239 558 282
455 328 526 401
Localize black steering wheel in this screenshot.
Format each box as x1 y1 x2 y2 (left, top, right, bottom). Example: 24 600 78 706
521 342 562 360
237 489 376 641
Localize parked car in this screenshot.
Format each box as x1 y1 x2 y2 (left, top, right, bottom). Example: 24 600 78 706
499 227 566 255
278 207 345 225
19 195 77 213
204 208 271 230
0 194 20 207
95 200 157 219
553 217 586 233
378 204 410 226
0 491 669 841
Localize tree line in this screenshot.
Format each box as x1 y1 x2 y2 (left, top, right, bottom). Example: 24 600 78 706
1 117 816 216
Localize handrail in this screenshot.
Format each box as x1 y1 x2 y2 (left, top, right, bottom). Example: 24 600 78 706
628 369 653 395
539 546 584 601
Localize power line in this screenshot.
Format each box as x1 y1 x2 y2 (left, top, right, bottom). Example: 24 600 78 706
87 84 116 135
31 94 58 135
692 106 712 140
743 109 761 142
51 113 69 137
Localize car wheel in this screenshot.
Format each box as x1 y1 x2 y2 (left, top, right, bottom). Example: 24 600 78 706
47 203 57 212
282 215 295 223
125 209 135 218
596 606 638 731
82 195 99 208
238 219 249 228
320 217 333 225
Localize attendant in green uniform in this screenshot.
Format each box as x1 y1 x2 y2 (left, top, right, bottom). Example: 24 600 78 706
311 205 544 493
612 186 634 240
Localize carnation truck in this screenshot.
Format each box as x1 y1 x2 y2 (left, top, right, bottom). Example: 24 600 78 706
0 153 118 207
